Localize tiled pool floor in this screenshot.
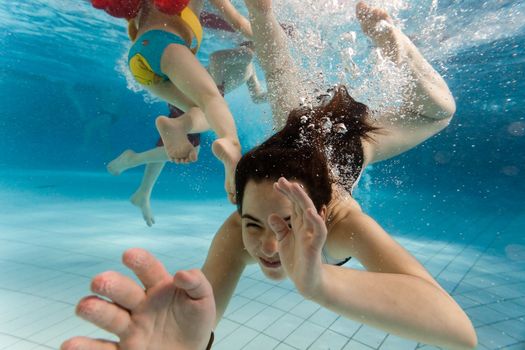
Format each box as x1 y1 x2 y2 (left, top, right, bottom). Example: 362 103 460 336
0 171 524 349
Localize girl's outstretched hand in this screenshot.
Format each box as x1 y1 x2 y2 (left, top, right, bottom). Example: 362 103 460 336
61 248 215 350
269 177 328 299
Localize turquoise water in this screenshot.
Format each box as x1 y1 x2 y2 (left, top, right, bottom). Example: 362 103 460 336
1 0 524 349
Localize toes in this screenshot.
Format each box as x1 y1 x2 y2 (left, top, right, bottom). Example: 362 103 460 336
356 1 369 17
228 192 237 204
189 151 198 162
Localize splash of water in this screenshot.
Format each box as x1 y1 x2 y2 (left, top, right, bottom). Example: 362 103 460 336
115 51 161 104
273 0 525 103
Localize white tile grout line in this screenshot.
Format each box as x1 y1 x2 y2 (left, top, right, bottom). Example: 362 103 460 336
0 331 55 350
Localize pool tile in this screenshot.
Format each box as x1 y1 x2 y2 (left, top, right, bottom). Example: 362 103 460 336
341 340 375 350
243 333 280 350
263 313 303 341
492 319 525 342
308 329 349 350
289 299 321 319
228 301 268 324
309 307 339 327
283 320 325 349
213 325 259 350
245 306 286 332
352 325 387 348
329 317 362 338
272 291 304 312
379 334 418 349
477 324 520 349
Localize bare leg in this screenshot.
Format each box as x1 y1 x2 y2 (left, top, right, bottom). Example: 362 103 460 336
161 45 240 142
161 44 242 202
129 144 201 226
354 2 456 164
208 45 267 104
244 0 304 129
246 64 267 104
130 162 165 227
107 147 168 176
208 46 254 90
356 1 455 119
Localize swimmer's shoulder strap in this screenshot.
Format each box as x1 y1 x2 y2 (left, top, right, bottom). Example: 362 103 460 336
127 18 138 41
180 7 202 53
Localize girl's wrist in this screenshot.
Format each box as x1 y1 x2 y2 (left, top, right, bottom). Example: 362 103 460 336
305 264 331 306
172 331 214 350
295 263 329 302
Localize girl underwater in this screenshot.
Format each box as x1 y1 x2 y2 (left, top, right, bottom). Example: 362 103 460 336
62 0 477 349
93 0 254 203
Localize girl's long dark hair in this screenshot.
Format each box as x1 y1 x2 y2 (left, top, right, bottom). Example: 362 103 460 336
236 85 379 213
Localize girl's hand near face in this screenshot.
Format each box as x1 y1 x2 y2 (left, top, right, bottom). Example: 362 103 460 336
268 177 328 299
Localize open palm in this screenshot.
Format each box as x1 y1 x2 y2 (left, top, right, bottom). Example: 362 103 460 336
61 248 215 350
269 177 328 299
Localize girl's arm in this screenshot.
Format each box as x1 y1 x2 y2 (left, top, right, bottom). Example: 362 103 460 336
209 0 253 38
319 211 477 349
271 178 477 350
356 2 456 164
201 212 251 326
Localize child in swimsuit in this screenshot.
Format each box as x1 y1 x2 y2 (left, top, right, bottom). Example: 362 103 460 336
108 43 267 226
94 0 253 203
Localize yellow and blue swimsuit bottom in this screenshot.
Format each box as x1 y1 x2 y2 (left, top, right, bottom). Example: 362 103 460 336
128 30 189 86
128 8 203 86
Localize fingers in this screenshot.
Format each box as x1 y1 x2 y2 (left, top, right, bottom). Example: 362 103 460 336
273 180 300 219
61 337 118 350
122 248 171 289
291 182 317 213
274 177 327 246
274 177 317 213
305 208 328 248
173 269 214 300
75 296 131 336
90 271 145 311
267 213 291 242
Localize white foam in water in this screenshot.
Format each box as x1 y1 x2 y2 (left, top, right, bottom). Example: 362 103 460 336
116 51 162 104
273 0 525 108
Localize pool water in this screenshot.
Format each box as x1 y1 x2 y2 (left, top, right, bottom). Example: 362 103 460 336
1 0 524 349
0 171 523 349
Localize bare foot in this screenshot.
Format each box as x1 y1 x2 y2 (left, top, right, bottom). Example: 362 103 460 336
212 138 242 204
107 149 136 176
130 190 155 227
155 116 198 164
252 91 268 104
356 1 399 59
244 0 272 15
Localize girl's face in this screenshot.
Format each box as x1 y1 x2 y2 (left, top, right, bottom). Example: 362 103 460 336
241 180 293 280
